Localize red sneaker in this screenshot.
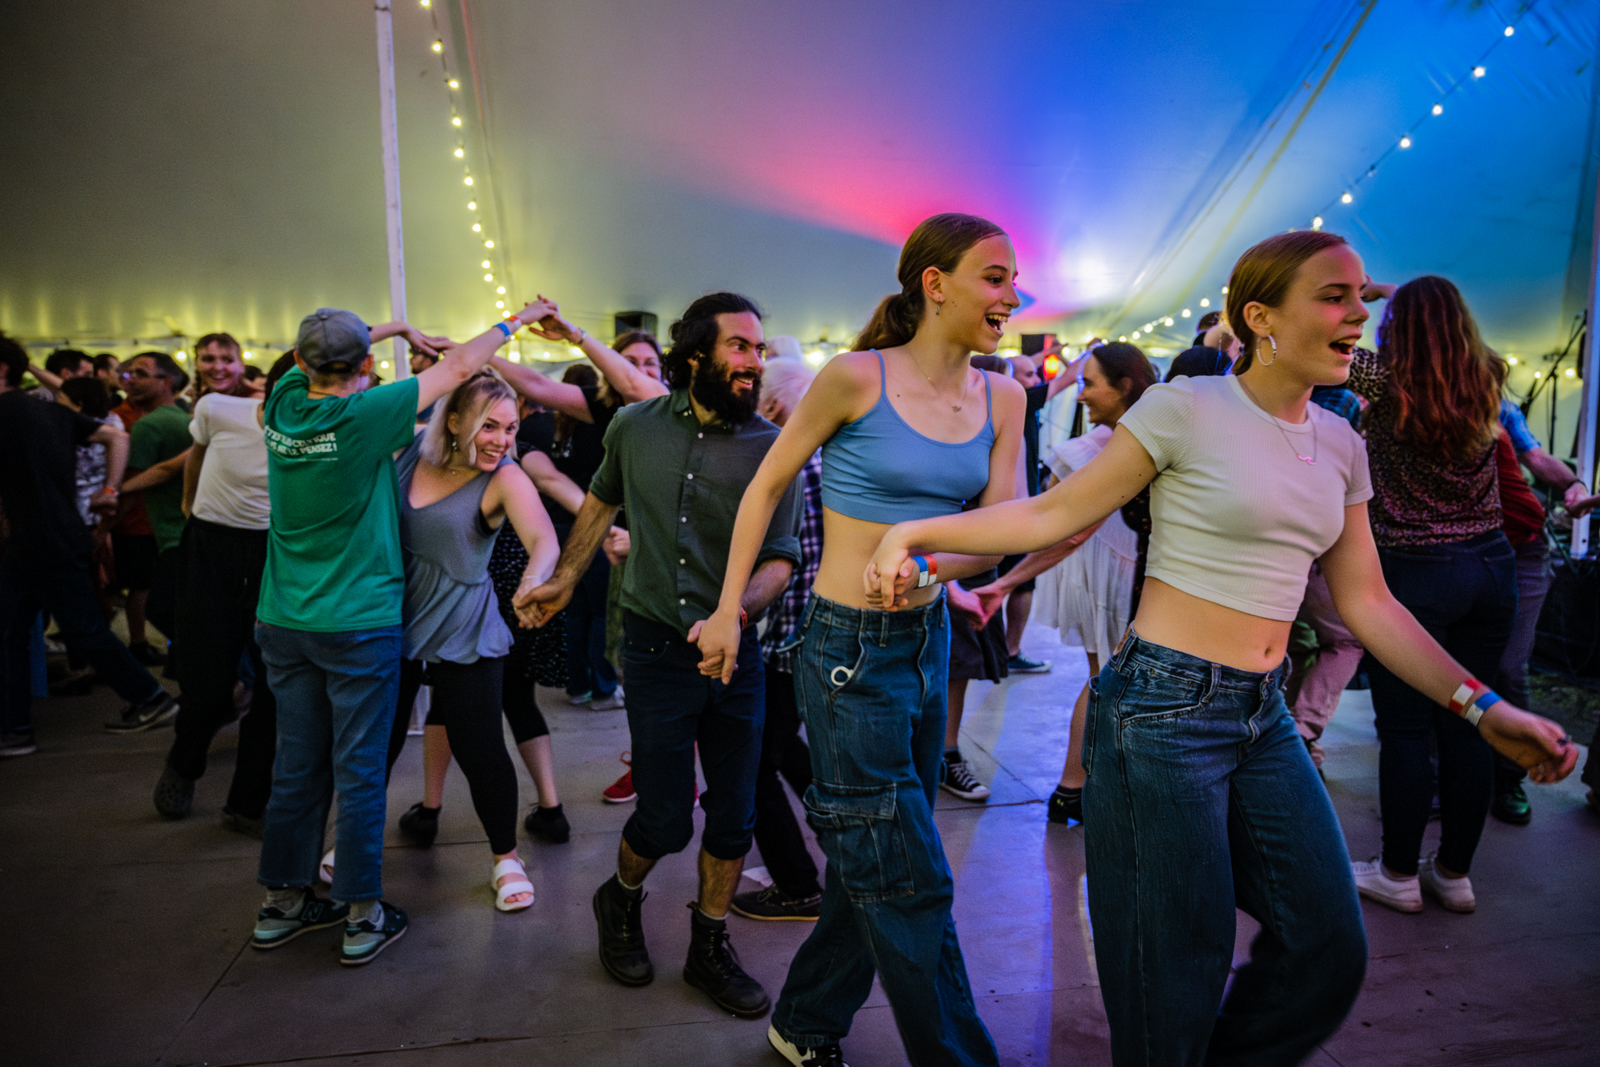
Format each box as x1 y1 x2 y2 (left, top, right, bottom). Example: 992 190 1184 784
603 754 636 804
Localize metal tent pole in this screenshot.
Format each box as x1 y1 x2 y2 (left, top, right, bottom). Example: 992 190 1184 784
1573 104 1600 557
375 0 410 378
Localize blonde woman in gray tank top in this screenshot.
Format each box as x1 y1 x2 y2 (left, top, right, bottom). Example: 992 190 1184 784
864 231 1577 1066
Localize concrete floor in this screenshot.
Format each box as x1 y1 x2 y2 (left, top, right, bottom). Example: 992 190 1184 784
3 623 1597 1067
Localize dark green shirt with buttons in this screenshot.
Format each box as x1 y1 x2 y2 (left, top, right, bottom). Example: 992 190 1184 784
588 389 801 636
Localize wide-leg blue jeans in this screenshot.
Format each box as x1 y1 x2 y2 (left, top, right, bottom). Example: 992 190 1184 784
771 593 999 1067
1083 630 1367 1067
256 623 401 904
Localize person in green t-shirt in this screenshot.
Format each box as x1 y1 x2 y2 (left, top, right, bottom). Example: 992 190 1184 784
116 352 193 669
251 299 556 968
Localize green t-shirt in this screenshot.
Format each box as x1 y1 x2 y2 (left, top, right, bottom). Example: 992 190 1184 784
256 367 420 632
128 404 193 552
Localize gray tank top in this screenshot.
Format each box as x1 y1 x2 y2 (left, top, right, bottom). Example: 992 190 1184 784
396 437 513 663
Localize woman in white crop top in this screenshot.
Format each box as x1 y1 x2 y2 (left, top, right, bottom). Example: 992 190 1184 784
700 213 1025 1067
865 231 1577 1067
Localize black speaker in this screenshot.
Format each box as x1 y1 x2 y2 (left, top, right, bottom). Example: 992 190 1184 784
1020 333 1054 357
613 311 658 339
1533 557 1600 676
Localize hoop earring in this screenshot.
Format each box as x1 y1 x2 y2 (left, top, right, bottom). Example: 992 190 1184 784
1257 335 1278 366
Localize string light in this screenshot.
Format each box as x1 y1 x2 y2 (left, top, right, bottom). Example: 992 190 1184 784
1341 192 1353 203
1474 65 1486 78
472 223 481 232
448 78 459 90
1399 136 1412 148
467 201 477 210
484 240 494 248
496 286 506 294
464 175 473 186
420 0 430 7
1312 216 1324 229
1432 103 1443 115
1504 26 1514 37
1199 298 1210 308
453 147 464 158
1131 330 1142 339
451 115 462 127
431 40 442 53
1510 356 1519 365
1181 308 1191 317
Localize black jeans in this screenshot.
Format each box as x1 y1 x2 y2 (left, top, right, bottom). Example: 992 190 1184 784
166 519 276 818
387 656 518 855
620 611 764 861
755 665 821 897
565 554 617 699
0 546 164 734
145 544 184 671
1370 532 1516 876
1491 538 1553 788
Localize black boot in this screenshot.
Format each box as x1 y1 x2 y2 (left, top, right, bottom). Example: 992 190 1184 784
397 803 440 847
683 904 770 1018
523 803 571 843
593 875 653 985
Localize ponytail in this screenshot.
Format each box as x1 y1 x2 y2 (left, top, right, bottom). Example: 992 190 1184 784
854 292 921 351
853 212 1006 352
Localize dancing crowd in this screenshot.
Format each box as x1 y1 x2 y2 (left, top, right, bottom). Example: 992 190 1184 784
0 212 1594 1067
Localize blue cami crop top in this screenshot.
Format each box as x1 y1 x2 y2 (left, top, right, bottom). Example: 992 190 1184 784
820 349 996 524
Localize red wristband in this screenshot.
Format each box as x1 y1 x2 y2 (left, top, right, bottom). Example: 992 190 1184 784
1448 678 1480 716
738 607 748 629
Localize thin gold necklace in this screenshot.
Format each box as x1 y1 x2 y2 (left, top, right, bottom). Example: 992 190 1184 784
908 354 969 413
1236 376 1318 466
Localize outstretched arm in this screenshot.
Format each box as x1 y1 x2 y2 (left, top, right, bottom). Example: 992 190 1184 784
489 356 592 421
521 300 669 404
519 450 586 516
413 300 557 413
514 492 619 626
1320 502 1576 780
486 465 562 627
121 446 192 494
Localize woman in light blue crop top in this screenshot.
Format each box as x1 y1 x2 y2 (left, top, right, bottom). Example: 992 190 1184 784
862 231 1577 1066
701 214 1026 1066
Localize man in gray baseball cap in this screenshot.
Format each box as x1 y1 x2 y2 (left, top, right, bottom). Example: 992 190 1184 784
250 299 554 967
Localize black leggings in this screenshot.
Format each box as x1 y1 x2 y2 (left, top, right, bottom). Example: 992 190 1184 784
387 657 518 855
502 641 549 742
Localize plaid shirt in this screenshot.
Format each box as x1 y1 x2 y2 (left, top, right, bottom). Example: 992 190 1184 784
762 451 824 673
1310 384 1362 431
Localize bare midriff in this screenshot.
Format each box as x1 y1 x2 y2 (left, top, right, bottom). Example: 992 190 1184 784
812 507 949 611
1131 578 1292 673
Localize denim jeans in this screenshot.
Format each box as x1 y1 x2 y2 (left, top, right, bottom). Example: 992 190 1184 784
772 593 999 1067
256 623 402 903
565 554 617 699
0 546 165 734
754 664 821 898
1369 531 1515 876
1083 630 1367 1067
620 611 764 861
1492 538 1552 788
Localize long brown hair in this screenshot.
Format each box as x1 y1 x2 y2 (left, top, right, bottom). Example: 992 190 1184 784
554 363 598 445
597 330 661 407
854 213 1006 351
1377 276 1504 461
1225 230 1349 374
1088 342 1158 409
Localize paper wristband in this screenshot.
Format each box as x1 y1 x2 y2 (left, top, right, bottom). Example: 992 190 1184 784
1448 680 1479 716
495 320 515 339
913 555 937 589
1464 688 1501 728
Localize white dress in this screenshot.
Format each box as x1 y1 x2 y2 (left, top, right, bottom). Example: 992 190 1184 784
1033 424 1137 662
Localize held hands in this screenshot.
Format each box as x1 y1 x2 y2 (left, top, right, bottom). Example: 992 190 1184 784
373 322 450 358
691 607 743 684
945 582 986 631
1562 484 1599 518
864 530 917 610
970 583 1008 629
518 294 582 345
1478 702 1579 783
508 298 561 331
513 575 575 629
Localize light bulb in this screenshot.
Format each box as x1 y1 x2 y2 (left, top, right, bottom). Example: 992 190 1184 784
242 351 254 360
481 260 491 268
1341 192 1353 204
472 222 481 232
1432 104 1443 116
484 239 493 248
1199 298 1210 308
380 360 391 369
464 175 473 186
1534 371 1542 378
1221 286 1228 295
467 201 477 210
1473 65 1486 78
453 147 464 158
432 40 443 53
496 286 506 294
1504 26 1514 37
1399 136 1412 149
451 116 462 127
1164 317 1174 327
484 273 494 281
1118 336 1128 343
1566 368 1576 377
175 351 187 361
1131 331 1141 339
496 300 505 309
1509 356 1519 365
448 78 459 90
1312 216 1324 229
1181 309 1191 318
421 0 430 6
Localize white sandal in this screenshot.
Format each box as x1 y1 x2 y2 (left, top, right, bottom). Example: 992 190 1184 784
491 856 535 913
319 849 335 885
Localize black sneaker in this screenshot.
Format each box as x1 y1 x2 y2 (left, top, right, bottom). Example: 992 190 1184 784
251 888 350 950
105 693 179 734
768 1024 848 1065
1490 782 1532 826
523 803 571 843
341 901 408 966
0 730 38 758
153 763 194 818
593 875 654 985
683 905 770 1018
939 755 991 801
128 641 168 667
1047 785 1082 825
731 883 821 922
397 802 440 847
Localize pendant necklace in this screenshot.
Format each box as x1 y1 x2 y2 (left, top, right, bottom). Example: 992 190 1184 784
1237 377 1318 466
911 356 969 412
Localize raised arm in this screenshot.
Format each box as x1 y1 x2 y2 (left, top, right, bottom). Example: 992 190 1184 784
28 362 64 393
867 424 1157 608
413 300 557 413
519 449 586 516
522 299 669 404
489 356 592 422
1319 502 1576 780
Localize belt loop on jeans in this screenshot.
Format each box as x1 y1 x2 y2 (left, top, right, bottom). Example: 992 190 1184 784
1111 627 1138 671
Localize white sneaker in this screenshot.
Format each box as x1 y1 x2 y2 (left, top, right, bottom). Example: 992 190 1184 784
1419 853 1476 913
1352 858 1422 913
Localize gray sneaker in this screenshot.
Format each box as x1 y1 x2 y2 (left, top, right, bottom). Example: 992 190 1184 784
342 901 408 966
251 889 350 949
105 693 179 734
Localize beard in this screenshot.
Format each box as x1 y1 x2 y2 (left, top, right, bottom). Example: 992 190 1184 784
690 356 761 424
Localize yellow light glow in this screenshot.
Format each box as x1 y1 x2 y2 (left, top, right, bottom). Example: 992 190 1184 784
448 78 459 90
1341 192 1353 204
420 0 430 7
1312 216 1323 229
496 286 506 294
1164 317 1174 327
1509 357 1518 365
1534 371 1542 378
1181 309 1191 318
481 260 491 268
1504 26 1514 37
496 300 505 309
484 240 494 248
1474 65 1486 78
467 201 477 210
453 148 464 158
432 40 442 53
380 360 391 369
1432 104 1443 116
472 223 481 232
451 116 462 127
242 351 254 360
1399 136 1412 149
1119 336 1128 342
464 175 473 186
1199 298 1210 308
484 273 494 281
1220 286 1228 295
175 351 187 361
1131 331 1141 339
1566 368 1577 378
